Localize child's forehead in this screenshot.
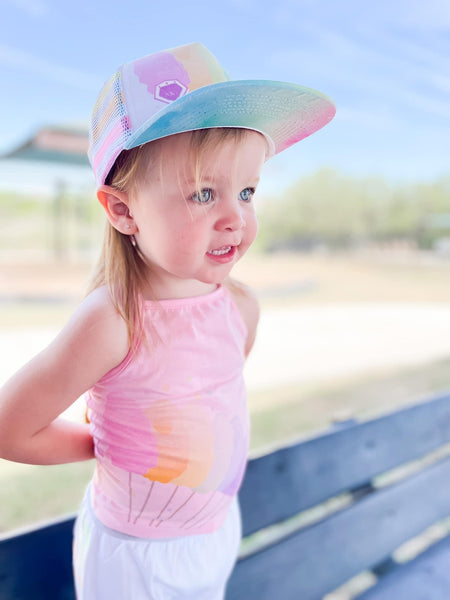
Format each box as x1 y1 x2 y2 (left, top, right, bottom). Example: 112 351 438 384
144 130 266 178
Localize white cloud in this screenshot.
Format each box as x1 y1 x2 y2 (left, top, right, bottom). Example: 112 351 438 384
336 107 401 131
430 74 450 96
268 16 450 125
396 0 450 30
0 0 49 17
405 91 450 120
274 0 450 32
0 44 99 91
225 0 260 10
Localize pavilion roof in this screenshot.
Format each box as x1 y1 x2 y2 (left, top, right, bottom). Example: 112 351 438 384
3 125 90 167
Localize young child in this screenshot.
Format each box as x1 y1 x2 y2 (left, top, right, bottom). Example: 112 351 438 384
0 42 335 599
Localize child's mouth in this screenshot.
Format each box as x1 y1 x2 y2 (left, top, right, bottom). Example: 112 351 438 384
207 246 232 256
207 246 236 262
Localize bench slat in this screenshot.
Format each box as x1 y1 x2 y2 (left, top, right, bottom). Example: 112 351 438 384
357 534 450 600
240 393 450 536
227 455 450 599
0 516 76 600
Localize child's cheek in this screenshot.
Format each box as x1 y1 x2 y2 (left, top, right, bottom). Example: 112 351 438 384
247 213 259 246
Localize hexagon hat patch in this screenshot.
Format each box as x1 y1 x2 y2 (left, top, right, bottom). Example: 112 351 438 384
155 80 188 104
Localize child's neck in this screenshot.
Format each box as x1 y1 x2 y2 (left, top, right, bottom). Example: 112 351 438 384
141 277 218 301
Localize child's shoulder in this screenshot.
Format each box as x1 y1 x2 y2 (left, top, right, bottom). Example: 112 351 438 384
224 278 259 313
80 286 126 329
224 278 260 357
63 286 130 370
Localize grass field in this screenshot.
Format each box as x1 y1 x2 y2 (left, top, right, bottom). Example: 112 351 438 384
2 249 450 533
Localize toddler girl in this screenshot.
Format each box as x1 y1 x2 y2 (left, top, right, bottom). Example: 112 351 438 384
0 42 335 599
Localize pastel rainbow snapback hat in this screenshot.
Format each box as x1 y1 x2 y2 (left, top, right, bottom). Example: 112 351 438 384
88 42 336 186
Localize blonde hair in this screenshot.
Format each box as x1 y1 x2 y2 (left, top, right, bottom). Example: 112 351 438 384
89 127 259 346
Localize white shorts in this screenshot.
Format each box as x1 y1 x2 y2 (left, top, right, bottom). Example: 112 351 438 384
73 486 242 600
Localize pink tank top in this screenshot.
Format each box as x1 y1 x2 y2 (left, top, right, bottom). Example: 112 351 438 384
86 285 250 538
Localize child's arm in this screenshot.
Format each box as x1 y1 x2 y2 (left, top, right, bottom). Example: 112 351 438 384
226 279 260 358
0 287 129 465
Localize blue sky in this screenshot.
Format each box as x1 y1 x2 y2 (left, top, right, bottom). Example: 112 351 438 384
1 0 449 194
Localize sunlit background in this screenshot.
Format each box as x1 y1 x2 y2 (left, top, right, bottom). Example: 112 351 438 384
1 0 450 566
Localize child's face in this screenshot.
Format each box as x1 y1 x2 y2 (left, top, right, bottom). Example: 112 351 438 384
128 130 266 298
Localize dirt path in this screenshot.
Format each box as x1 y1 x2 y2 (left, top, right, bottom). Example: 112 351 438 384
246 302 450 401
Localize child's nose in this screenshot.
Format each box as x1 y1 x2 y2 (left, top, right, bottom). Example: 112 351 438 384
216 199 246 231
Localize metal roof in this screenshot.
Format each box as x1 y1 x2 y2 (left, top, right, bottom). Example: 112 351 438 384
3 126 90 167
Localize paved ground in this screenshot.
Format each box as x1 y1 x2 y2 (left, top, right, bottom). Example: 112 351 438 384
246 302 450 391
1 302 450 419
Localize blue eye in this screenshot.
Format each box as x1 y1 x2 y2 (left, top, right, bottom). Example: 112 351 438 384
239 187 255 202
191 188 213 203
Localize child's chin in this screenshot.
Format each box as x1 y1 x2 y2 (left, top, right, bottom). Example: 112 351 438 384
198 271 232 285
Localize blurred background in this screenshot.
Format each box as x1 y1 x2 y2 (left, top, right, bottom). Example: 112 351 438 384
1 0 450 538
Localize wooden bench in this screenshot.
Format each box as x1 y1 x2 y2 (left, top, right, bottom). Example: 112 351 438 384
2 392 450 599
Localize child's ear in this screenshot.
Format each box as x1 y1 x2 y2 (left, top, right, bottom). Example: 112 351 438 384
97 185 137 234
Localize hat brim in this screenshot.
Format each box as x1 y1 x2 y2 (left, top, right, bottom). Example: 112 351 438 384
123 80 335 157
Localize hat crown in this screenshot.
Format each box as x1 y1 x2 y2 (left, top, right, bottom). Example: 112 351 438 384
88 43 229 184
88 42 336 186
